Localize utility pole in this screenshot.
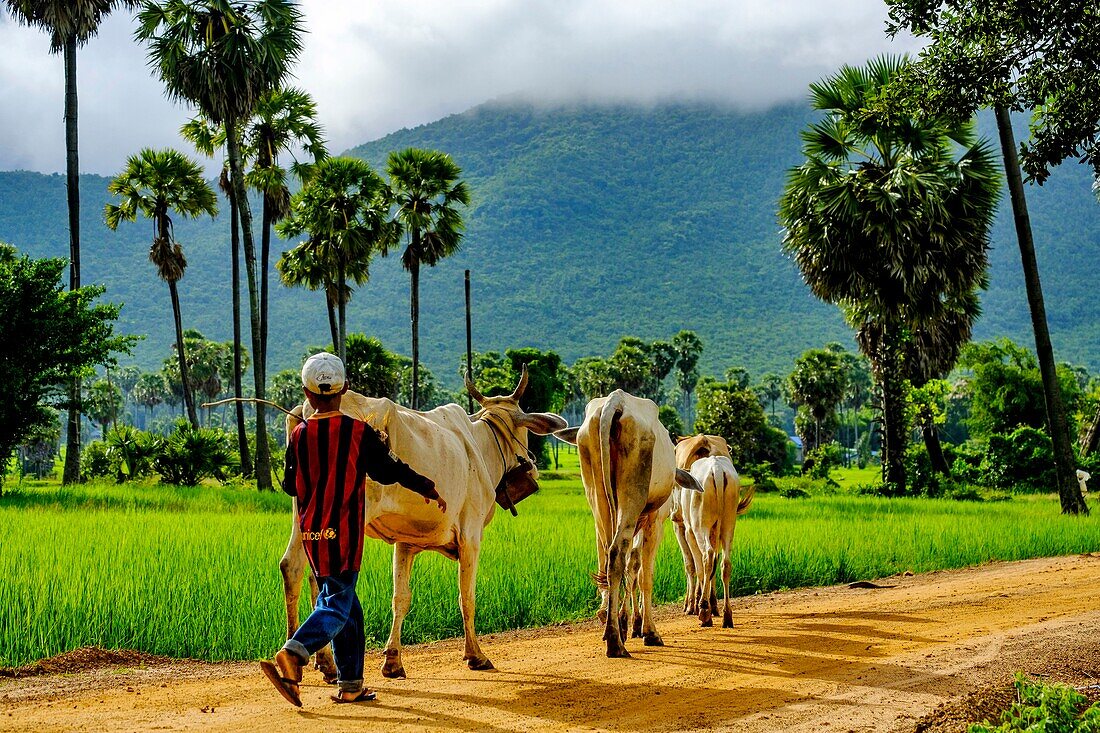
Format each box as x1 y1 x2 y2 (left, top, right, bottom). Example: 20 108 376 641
465 269 474 413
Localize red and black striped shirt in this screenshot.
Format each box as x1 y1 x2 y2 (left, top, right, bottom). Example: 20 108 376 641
283 412 438 577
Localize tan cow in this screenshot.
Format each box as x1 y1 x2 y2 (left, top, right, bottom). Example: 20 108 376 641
672 435 754 623
680 455 752 627
555 389 702 657
280 368 566 679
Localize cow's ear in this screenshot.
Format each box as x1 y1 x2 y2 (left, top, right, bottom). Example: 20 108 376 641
553 426 580 445
676 468 704 493
520 412 569 435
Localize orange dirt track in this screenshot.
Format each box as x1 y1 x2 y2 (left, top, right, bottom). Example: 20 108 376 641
3 554 1100 732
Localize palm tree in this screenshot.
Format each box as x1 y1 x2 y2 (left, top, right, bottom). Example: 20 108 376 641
104 148 218 429
276 242 365 353
779 56 1000 494
131 371 168 429
243 86 327 375
137 0 303 489
277 157 395 363
385 148 470 409
5 0 139 484
179 114 251 474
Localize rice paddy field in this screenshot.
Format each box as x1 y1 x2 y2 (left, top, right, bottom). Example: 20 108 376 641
2 454 1099 669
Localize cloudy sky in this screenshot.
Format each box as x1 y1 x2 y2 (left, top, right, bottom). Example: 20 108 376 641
0 0 919 175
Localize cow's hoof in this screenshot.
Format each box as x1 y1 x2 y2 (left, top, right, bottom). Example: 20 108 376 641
381 650 406 679
722 613 734 629
466 656 495 672
642 632 664 647
631 617 643 638
606 645 632 659
700 614 713 628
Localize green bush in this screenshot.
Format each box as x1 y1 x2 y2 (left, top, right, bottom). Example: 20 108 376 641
153 422 238 487
780 486 811 499
981 426 1055 490
81 440 115 480
105 424 155 481
969 673 1100 732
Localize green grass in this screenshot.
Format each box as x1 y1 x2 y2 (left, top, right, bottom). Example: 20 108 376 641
2 474 1099 668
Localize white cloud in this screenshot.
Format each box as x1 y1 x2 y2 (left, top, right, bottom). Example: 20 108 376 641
0 0 919 175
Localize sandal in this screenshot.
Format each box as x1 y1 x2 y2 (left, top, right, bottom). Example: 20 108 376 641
330 689 378 704
260 660 302 707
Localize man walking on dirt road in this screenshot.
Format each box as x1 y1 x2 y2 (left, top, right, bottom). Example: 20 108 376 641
260 352 446 706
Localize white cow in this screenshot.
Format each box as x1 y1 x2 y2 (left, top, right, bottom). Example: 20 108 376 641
680 455 753 628
280 368 566 679
555 390 702 657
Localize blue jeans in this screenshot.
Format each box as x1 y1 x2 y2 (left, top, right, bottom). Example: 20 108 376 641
283 570 364 693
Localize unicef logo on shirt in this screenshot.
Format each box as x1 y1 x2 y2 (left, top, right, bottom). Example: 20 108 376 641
303 528 338 541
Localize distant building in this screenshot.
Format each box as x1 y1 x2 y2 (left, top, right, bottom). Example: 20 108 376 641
789 435 804 463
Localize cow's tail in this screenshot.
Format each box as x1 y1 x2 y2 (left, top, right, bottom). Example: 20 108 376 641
599 390 625 520
736 475 755 516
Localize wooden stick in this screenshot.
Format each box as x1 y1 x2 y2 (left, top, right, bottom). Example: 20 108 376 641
201 397 299 419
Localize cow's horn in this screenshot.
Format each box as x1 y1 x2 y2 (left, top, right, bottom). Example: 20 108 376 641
465 370 486 405
510 364 529 401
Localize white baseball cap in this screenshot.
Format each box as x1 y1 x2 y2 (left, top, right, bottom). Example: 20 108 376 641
302 352 346 395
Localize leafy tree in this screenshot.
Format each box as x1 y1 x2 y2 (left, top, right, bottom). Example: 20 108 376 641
658 405 685 440
885 2 1094 513
0 253 131 492
756 373 785 418
267 369 302 413
137 0 304 490
724 366 750 390
131 371 169 427
572 356 615 402
959 339 1082 439
468 347 565 467
4 0 139 485
786 349 848 453
105 147 218 429
277 239 361 350
277 157 394 363
343 334 401 399
694 381 790 474
779 56 999 494
673 330 704 425
386 148 470 409
85 379 123 436
395 358 448 410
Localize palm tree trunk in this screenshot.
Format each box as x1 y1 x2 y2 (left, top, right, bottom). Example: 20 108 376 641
994 106 1087 515
410 255 420 410
260 194 271 388
1080 406 1100 456
326 297 339 354
168 279 199 428
62 35 82 485
229 180 253 476
337 259 347 363
227 122 272 490
922 422 951 475
879 332 907 495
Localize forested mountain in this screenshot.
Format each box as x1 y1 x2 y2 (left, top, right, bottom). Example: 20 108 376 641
1 101 1098 382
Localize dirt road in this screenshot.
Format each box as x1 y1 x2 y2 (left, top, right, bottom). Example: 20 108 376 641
4 555 1100 732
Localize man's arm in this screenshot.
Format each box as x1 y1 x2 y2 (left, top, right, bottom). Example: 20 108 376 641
358 426 442 505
